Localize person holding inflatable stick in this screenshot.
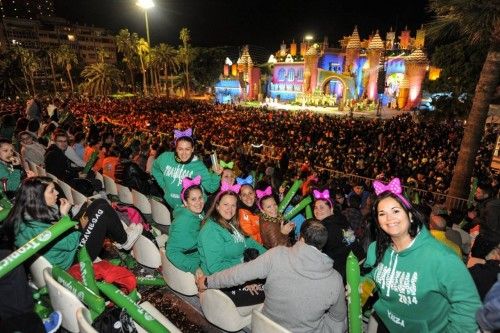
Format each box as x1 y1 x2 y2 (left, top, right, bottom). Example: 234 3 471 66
256 186 295 249
362 178 481 332
3 177 143 270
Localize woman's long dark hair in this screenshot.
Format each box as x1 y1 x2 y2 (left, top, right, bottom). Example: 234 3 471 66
3 177 60 238
202 191 240 232
372 191 426 266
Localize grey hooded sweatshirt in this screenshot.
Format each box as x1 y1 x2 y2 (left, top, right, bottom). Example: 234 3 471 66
207 241 347 333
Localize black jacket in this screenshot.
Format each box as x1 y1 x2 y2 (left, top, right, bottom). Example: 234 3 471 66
44 145 81 182
475 197 500 243
321 213 366 283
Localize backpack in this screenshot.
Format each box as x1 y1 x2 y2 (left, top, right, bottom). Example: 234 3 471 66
112 203 150 232
92 307 137 333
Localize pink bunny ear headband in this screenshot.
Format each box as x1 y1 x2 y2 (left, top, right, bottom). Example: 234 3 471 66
181 175 202 201
256 186 272 210
372 178 411 208
312 189 333 207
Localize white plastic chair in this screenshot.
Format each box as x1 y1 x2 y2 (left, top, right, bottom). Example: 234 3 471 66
94 171 104 188
132 189 152 214
150 199 171 226
46 172 58 181
117 184 133 204
76 307 98 333
131 235 161 268
36 164 47 176
71 188 88 206
160 249 197 296
29 255 53 288
134 301 182 333
57 180 74 204
103 174 118 196
27 160 38 174
200 289 263 332
251 309 292 333
43 268 88 333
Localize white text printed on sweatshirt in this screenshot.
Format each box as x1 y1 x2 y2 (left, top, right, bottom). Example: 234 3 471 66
374 263 419 306
163 164 194 186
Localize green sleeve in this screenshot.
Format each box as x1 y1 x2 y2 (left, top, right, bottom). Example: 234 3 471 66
7 169 21 192
151 157 166 190
245 236 267 254
50 229 81 252
199 226 234 275
439 255 481 333
166 215 200 274
199 163 221 194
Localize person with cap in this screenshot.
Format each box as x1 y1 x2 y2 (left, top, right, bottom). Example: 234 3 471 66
468 181 500 259
152 128 222 209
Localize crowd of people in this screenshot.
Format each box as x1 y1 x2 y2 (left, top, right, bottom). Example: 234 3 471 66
0 95 498 332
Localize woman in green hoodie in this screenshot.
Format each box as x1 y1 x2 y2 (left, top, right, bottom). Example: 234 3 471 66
198 181 266 306
363 178 481 332
166 175 204 274
152 128 222 209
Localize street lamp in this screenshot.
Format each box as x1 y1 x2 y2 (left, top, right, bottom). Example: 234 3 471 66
136 0 154 46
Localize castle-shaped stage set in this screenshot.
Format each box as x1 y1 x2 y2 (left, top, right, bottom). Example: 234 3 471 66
215 27 441 111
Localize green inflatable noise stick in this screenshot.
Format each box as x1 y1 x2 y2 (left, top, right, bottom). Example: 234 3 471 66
283 196 312 220
305 204 313 219
97 282 169 333
78 246 99 296
0 191 12 222
52 266 106 319
278 180 303 213
0 216 76 279
346 251 362 333
83 150 99 174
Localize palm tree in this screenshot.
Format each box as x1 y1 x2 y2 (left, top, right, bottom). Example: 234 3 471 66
179 28 191 98
427 0 500 204
136 38 150 96
13 46 31 95
81 62 121 96
0 49 24 97
54 44 78 93
152 43 179 97
26 52 41 96
47 49 58 94
116 29 139 92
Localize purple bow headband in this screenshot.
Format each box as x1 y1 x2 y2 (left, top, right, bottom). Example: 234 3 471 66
181 175 201 201
174 128 193 141
373 178 411 208
313 189 333 207
220 181 241 194
256 186 272 210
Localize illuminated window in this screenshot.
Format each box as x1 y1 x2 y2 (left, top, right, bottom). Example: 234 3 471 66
278 68 286 81
297 68 304 81
287 69 295 82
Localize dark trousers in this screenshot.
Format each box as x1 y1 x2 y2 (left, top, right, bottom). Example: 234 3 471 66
0 250 45 333
78 199 127 260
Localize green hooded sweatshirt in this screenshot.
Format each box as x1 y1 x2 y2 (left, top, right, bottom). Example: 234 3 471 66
364 227 481 333
15 220 81 270
0 162 21 192
166 206 203 274
198 218 266 275
152 152 220 209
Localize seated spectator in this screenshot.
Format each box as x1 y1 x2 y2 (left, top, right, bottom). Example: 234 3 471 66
476 275 500 332
44 131 81 183
19 131 46 166
115 148 153 195
197 219 347 333
198 183 266 306
72 132 86 161
257 186 295 249
429 213 462 257
237 176 262 244
102 146 120 180
5 177 143 268
469 245 500 301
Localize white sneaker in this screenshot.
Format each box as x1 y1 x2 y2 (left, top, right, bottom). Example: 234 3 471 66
115 223 143 250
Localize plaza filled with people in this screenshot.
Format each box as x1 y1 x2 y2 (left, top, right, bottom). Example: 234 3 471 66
0 95 499 332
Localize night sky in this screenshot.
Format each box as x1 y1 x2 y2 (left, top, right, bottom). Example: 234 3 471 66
54 0 430 54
